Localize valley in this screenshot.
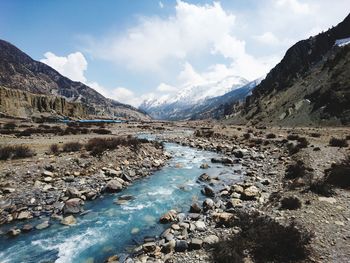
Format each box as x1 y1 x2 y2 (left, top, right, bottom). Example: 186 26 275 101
0 120 349 262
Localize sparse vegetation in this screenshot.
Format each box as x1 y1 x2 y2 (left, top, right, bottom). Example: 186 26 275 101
242 133 251 140
297 137 309 148
213 210 313 263
329 137 348 147
49 144 60 155
310 132 321 138
86 136 144 156
91 128 112 135
285 160 307 179
266 133 276 139
324 156 350 188
62 142 82 152
0 145 35 160
287 134 300 140
280 196 302 210
3 122 16 130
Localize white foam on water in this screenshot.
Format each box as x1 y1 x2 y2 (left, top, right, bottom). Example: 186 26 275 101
147 187 173 196
122 203 150 211
31 228 105 263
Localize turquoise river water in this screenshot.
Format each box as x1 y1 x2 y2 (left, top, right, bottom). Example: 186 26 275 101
0 142 241 263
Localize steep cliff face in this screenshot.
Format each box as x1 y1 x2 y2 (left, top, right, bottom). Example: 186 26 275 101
0 39 150 120
0 86 88 119
230 14 350 126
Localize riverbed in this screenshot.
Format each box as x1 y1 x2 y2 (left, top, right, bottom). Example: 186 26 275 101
0 142 241 263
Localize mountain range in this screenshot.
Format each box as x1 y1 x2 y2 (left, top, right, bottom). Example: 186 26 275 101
139 75 250 120
229 13 350 126
0 39 149 121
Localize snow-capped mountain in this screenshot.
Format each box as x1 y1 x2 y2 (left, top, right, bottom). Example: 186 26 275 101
139 75 249 120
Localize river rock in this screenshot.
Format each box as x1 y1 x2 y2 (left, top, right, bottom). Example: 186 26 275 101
226 198 243 208
36 221 50 230
198 173 210 182
159 210 177 223
63 198 84 214
212 212 234 225
175 240 188 252
211 157 234 164
42 171 54 177
7 228 21 237
162 240 176 253
189 202 202 213
194 221 206 231
203 235 219 245
22 224 33 232
106 255 119 263
189 238 203 250
200 163 209 169
143 242 157 253
241 186 260 200
203 198 215 210
61 215 77 225
232 184 244 194
104 180 123 193
202 185 215 197
17 211 32 220
104 168 121 177
66 187 81 198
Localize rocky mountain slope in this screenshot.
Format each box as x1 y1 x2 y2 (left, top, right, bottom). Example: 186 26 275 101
139 76 248 120
0 39 150 120
232 13 350 126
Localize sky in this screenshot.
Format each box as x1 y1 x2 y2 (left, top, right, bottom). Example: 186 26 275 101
1 0 349 107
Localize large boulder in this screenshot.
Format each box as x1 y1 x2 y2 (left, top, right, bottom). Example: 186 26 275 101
63 198 84 214
159 210 177 223
104 180 123 193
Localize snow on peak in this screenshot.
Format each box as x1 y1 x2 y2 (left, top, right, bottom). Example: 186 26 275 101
335 37 350 47
140 75 249 110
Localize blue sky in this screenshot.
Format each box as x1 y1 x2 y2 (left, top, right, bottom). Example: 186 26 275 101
1 0 349 106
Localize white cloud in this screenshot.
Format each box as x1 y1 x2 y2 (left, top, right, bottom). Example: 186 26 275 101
276 0 310 15
40 51 143 106
159 1 164 9
254 32 280 46
157 83 178 93
40 51 87 82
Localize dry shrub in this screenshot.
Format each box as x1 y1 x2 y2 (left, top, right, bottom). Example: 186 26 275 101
242 133 251 140
213 210 313 263
91 128 112 135
329 137 348 147
3 122 16 130
62 142 82 152
50 144 60 155
310 132 321 138
0 145 34 160
287 134 300 140
280 196 302 210
266 133 276 139
86 136 143 156
285 160 307 179
324 156 350 188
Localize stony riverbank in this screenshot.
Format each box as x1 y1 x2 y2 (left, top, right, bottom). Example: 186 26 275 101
0 137 169 236
121 125 350 263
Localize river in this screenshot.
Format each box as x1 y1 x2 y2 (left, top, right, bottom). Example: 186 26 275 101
0 142 241 263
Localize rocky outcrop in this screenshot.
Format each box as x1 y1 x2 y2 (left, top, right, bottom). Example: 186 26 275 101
0 86 88 119
230 13 350 126
0 39 150 120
